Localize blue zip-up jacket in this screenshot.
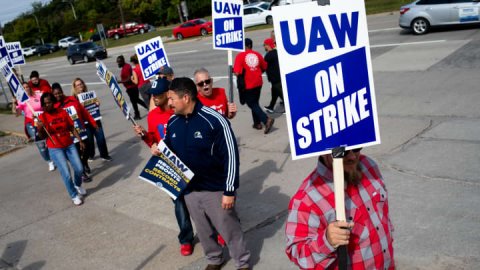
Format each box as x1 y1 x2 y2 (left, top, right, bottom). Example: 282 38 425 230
163 102 239 196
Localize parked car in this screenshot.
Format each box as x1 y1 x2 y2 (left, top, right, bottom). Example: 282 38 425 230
22 47 35 57
66 41 107 65
107 22 149 39
32 45 51 56
399 0 480 35
58 36 80 49
172 18 213 40
244 3 273 28
44 43 60 52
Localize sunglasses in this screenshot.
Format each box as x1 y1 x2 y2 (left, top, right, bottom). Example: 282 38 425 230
345 148 362 154
196 79 212 87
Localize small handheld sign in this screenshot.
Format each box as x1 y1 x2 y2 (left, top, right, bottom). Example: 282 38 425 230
0 36 13 68
63 106 88 143
139 141 194 200
134 37 170 80
272 1 380 160
0 57 28 103
77 91 102 120
6 42 26 66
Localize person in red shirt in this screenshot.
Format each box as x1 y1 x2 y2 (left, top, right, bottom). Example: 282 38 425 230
37 92 87 206
233 38 274 134
28 70 51 94
130 54 152 108
52 83 97 183
117 55 148 120
133 77 195 256
285 149 395 269
194 67 237 119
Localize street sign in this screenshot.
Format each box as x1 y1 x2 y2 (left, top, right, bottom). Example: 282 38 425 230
272 1 380 160
134 36 170 80
212 0 244 51
6 42 25 66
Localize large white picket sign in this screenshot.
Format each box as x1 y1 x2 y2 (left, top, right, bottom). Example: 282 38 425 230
134 37 170 80
272 1 380 159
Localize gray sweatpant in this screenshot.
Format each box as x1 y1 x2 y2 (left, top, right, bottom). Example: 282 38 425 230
184 191 250 268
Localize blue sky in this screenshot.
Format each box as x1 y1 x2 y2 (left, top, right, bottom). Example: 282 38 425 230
0 0 51 25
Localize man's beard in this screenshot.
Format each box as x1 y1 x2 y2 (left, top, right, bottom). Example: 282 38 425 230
344 164 362 185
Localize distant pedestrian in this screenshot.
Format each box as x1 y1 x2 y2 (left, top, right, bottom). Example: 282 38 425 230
233 38 274 134
133 77 195 256
117 55 148 120
165 77 250 269
71 78 112 162
28 70 51 94
37 92 87 206
194 67 237 119
12 82 55 171
263 38 284 114
130 54 152 108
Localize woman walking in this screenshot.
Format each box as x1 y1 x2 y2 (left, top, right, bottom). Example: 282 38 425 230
37 93 86 205
71 78 112 162
12 82 55 171
52 83 97 182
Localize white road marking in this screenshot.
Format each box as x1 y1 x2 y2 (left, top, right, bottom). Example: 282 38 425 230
371 40 446 48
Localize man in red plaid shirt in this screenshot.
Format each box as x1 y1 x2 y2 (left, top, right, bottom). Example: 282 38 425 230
285 149 395 269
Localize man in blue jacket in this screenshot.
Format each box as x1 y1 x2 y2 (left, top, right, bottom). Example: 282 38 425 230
164 77 250 270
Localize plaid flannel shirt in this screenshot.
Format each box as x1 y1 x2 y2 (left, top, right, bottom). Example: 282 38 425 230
285 155 395 270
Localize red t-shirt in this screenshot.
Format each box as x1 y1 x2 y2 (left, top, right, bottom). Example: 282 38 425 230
197 87 228 117
28 78 52 94
233 49 267 90
56 96 97 128
133 65 148 88
38 109 75 148
143 106 174 147
120 63 136 89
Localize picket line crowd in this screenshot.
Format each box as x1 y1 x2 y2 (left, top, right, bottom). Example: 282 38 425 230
10 32 395 270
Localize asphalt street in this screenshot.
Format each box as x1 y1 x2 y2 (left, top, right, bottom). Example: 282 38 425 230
1 12 479 269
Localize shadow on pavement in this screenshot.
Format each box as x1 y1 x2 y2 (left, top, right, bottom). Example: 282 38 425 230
1 240 46 269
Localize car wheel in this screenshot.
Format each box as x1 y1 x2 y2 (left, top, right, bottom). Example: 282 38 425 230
266 16 273 25
84 55 89 63
200 28 208 36
412 18 429 35
68 57 75 65
114 33 120 40
176 33 184 40
140 28 145 34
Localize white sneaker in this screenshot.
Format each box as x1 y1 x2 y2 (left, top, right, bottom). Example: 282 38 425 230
72 195 83 206
48 161 56 171
75 186 87 196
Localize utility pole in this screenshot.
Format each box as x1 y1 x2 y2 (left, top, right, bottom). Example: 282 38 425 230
32 14 44 45
62 0 83 41
118 0 126 37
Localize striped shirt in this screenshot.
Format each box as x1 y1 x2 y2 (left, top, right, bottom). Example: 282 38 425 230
285 155 395 270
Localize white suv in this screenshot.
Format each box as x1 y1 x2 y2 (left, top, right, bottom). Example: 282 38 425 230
244 3 273 28
58 36 79 49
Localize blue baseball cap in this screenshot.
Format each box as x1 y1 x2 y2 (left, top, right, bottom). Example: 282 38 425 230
147 77 170 95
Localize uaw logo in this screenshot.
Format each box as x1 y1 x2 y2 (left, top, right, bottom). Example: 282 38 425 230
194 131 203 139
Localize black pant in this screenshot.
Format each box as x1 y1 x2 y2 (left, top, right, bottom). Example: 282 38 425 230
244 86 267 125
75 140 89 171
126 87 148 116
267 82 284 109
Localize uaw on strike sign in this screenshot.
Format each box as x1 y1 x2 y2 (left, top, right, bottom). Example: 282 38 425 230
212 0 244 51
272 1 380 160
135 37 170 80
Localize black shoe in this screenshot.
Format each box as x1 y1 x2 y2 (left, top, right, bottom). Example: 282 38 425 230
84 165 91 174
205 264 222 270
101 156 113 162
252 123 263 130
134 115 141 120
264 117 274 134
82 173 92 183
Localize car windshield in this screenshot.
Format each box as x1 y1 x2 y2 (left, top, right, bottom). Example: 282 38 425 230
258 3 270 10
195 19 207 24
79 43 97 49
